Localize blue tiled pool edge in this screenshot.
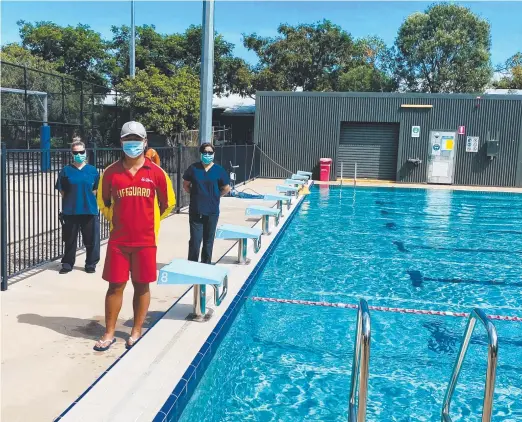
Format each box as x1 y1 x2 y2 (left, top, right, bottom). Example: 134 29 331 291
153 191 309 422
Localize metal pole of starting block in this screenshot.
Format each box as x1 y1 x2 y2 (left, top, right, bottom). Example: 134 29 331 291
193 284 206 319
277 200 284 217
238 238 249 264
262 215 271 235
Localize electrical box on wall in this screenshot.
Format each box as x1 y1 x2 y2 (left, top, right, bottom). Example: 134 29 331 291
487 139 499 158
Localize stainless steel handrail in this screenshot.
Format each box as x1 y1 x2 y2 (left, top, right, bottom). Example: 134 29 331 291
441 308 498 422
348 299 371 422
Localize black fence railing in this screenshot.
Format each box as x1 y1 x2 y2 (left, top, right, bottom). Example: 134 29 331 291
0 144 260 289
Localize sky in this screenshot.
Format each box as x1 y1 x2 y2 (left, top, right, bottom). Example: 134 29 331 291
1 1 521 67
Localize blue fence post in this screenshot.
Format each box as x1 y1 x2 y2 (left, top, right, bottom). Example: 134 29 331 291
40 125 51 172
1 143 8 291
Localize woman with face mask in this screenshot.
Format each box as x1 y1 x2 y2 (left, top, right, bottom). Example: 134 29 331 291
183 143 231 264
55 138 100 274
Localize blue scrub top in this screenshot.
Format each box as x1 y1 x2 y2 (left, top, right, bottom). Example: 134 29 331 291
183 162 230 215
55 164 100 215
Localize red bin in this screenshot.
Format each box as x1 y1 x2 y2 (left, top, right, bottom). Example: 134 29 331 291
319 158 332 182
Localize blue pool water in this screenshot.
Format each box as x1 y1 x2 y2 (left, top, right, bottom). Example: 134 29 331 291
179 186 522 421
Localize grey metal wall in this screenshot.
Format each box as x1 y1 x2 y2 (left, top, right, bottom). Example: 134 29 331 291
254 92 522 187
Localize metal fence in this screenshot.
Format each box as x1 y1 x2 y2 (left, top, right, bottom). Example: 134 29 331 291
0 144 260 289
1 60 129 149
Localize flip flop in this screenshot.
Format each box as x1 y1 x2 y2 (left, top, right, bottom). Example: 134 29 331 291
125 336 141 350
93 338 116 352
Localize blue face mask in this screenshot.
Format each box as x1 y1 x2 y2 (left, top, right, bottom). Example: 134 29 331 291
122 141 145 158
73 153 86 164
201 153 214 165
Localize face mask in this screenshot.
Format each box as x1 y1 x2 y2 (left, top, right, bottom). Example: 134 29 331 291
122 141 145 158
201 153 214 165
73 153 86 164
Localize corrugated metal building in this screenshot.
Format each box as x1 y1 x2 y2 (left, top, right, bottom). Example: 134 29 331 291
254 92 522 187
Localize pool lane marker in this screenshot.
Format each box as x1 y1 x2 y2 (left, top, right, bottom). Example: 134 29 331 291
249 296 522 322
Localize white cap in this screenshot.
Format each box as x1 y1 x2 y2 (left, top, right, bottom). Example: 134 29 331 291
120 121 147 139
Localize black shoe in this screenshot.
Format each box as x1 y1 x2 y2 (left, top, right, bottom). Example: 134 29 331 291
59 268 72 274
85 267 96 274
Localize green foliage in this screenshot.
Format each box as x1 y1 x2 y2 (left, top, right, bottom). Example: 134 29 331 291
108 24 251 96
243 20 394 93
494 52 522 90
117 66 200 143
393 3 492 93
17 20 109 86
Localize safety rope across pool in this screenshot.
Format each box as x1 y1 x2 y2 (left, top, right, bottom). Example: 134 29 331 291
249 296 522 322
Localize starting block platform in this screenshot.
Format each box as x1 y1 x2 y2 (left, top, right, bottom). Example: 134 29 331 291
263 194 291 216
215 224 262 264
276 185 299 196
284 179 305 186
245 205 281 235
158 259 228 321
297 171 312 178
291 174 309 181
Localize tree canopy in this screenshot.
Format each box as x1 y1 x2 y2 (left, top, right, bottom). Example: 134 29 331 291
117 66 200 143
393 3 492 93
495 52 522 90
243 20 395 93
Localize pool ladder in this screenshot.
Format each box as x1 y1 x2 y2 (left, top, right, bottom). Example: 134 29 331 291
348 299 371 422
441 308 499 422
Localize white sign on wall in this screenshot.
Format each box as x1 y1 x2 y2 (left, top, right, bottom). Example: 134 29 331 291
466 136 479 153
411 126 421 138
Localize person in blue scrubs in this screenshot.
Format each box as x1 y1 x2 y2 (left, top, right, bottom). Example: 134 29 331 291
183 143 231 264
55 139 100 274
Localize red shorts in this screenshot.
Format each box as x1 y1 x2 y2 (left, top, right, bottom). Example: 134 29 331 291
102 244 157 283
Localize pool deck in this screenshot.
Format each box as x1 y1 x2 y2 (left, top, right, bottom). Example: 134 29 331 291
1 178 288 422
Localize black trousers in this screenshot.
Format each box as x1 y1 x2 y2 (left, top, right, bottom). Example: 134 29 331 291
188 213 219 264
62 214 100 270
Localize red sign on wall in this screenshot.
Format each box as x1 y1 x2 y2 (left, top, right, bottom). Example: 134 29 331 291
458 126 466 135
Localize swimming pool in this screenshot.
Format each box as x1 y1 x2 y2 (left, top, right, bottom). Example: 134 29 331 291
175 186 522 421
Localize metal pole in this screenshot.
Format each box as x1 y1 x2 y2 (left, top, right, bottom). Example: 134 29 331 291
130 0 136 79
24 66 28 149
80 82 84 139
198 0 215 145
1 143 8 290
176 143 182 213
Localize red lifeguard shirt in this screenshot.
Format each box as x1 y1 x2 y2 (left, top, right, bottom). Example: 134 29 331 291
97 158 176 247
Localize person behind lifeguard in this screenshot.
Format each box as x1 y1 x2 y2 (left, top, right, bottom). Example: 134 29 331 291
93 121 176 352
183 143 231 264
55 138 100 274
145 147 160 166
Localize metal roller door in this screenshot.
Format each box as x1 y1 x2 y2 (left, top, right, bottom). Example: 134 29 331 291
337 122 400 180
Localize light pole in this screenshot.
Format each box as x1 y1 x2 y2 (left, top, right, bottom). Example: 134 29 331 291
199 0 215 145
130 0 136 79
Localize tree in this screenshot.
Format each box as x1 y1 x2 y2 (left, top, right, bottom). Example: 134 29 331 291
243 20 394 94
393 3 492 93
116 66 200 144
108 24 251 96
494 52 522 90
17 20 109 86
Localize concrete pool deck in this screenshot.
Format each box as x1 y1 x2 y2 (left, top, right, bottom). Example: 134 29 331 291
1 178 288 422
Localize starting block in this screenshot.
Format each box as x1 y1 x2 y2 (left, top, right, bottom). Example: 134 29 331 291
297 171 312 178
291 174 309 181
277 184 299 197
158 259 228 322
245 205 281 235
263 194 291 216
284 179 305 186
215 224 262 264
